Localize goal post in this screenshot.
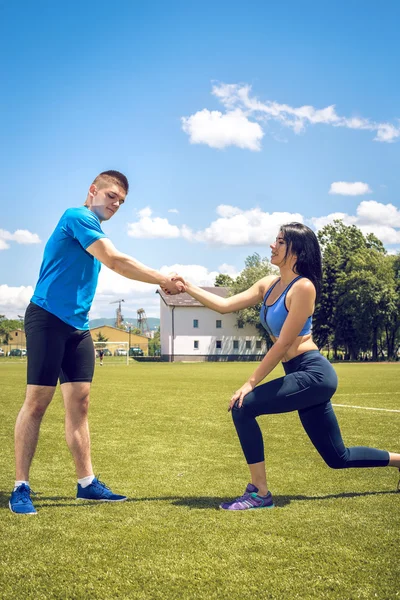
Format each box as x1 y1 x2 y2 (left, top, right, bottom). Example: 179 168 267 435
93 341 129 366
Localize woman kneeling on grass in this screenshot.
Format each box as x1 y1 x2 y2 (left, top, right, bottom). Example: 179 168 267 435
177 222 400 511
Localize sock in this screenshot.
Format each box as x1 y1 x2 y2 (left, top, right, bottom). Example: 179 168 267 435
78 475 95 488
14 480 29 490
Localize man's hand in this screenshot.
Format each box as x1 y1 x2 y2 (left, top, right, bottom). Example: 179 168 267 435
162 274 186 295
228 381 254 411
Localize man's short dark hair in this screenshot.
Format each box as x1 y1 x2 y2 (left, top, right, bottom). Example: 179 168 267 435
93 170 129 194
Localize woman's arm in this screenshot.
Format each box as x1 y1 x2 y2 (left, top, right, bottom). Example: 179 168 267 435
229 279 315 409
184 276 276 314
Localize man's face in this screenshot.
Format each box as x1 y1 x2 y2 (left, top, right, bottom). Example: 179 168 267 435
88 183 126 221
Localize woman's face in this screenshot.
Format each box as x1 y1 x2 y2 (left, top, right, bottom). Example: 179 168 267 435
270 231 288 266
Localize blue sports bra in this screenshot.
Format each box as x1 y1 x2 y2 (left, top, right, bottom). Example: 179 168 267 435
259 275 312 338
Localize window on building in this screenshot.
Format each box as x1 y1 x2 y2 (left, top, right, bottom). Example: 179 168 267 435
238 322 244 329
15 332 18 337
193 319 199 328
216 319 222 328
245 340 252 349
256 340 262 349
233 340 239 350
216 340 222 349
194 340 199 349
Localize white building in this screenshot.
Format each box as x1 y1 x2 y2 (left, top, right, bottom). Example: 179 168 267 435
158 287 267 362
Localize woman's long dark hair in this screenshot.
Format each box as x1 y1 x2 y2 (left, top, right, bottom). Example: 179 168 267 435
280 222 322 301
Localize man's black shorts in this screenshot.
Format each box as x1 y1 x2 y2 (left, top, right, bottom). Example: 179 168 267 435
25 302 95 386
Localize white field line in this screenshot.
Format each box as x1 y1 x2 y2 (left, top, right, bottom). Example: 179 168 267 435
332 403 400 413
337 392 400 396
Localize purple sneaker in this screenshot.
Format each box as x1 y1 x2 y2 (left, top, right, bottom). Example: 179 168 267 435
220 483 274 511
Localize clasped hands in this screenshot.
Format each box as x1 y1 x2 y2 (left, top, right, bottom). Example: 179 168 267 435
161 272 186 295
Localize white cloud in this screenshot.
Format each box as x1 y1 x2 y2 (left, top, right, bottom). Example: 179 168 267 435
218 263 240 277
0 228 41 249
168 209 179 214
356 200 400 226
192 206 303 246
216 205 243 218
0 285 34 317
126 205 303 246
181 108 264 151
375 123 400 143
159 264 222 287
329 182 372 196
311 200 400 245
357 224 400 244
137 207 152 218
310 212 357 230
91 266 160 319
127 208 181 239
181 83 400 149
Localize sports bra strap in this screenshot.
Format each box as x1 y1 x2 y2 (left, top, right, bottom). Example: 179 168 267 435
263 278 280 301
285 275 303 292
264 275 303 301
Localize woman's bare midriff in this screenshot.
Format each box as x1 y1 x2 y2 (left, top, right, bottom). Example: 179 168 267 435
270 333 319 363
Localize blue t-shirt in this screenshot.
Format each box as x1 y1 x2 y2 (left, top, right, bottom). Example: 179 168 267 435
31 207 106 330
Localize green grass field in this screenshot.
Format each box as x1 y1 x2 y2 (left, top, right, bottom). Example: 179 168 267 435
0 361 399 599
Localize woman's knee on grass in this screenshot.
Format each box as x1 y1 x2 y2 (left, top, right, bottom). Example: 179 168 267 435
321 450 350 470
231 399 254 425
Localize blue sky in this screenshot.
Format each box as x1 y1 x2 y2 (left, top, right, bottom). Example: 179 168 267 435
1 0 399 319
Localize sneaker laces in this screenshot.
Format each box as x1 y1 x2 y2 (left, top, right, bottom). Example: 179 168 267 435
233 491 252 504
94 476 111 491
14 484 36 504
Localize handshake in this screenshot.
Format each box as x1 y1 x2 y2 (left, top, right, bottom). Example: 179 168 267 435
161 272 187 296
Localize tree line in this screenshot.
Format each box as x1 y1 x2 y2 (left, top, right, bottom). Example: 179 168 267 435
215 221 400 361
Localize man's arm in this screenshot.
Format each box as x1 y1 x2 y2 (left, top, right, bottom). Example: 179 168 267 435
86 238 184 294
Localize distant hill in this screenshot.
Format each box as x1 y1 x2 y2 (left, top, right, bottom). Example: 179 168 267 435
89 317 160 330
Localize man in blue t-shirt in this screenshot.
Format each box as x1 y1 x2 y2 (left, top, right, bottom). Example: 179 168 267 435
10 170 184 515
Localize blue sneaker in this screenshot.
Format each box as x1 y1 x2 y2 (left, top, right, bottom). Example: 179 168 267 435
76 477 127 502
9 483 37 515
220 483 274 511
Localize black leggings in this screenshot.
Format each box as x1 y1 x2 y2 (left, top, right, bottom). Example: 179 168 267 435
232 350 390 468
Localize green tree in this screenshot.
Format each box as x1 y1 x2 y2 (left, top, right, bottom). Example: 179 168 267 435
230 253 276 338
335 248 392 360
314 220 386 359
214 273 235 287
95 331 108 349
380 254 400 360
148 327 161 356
130 327 142 335
0 316 23 344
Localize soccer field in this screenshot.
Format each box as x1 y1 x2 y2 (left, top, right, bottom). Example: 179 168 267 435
0 361 399 599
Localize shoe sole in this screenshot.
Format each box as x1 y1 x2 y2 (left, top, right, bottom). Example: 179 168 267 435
76 497 127 502
9 501 37 515
219 503 275 511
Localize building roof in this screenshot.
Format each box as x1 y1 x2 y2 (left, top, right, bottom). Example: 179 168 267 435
90 324 148 338
157 287 230 307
